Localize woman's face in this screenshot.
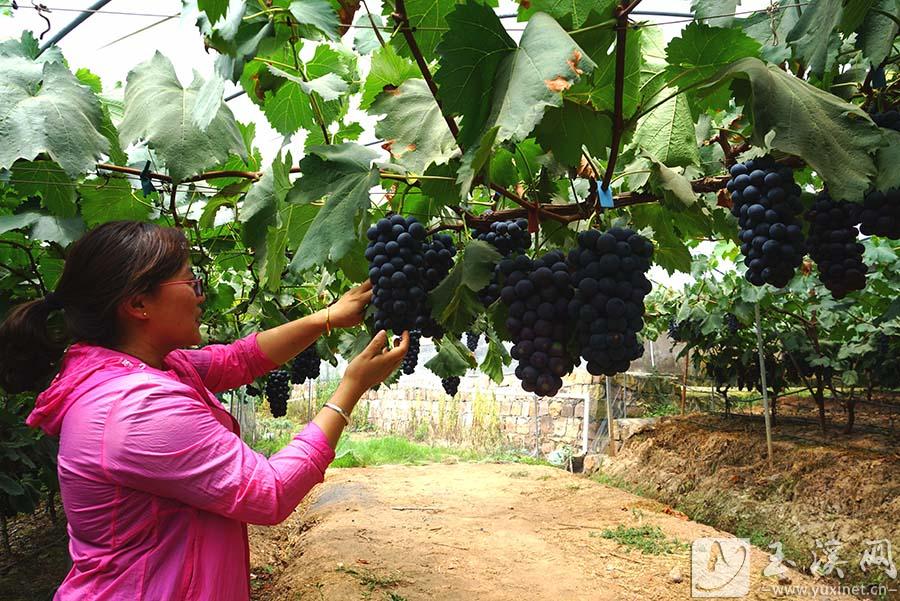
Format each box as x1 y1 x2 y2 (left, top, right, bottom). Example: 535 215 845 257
147 263 206 348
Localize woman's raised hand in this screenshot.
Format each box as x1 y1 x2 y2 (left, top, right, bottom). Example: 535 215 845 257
344 330 409 393
327 281 373 329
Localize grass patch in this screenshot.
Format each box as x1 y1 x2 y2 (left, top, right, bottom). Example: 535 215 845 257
591 470 653 497
335 565 403 591
331 435 482 468
593 525 688 555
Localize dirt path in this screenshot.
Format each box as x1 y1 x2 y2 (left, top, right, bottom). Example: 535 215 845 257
249 462 856 601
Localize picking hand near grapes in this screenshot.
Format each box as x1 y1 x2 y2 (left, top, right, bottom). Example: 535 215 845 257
0 221 406 601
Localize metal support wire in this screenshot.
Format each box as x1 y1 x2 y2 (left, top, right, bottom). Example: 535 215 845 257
37 0 114 56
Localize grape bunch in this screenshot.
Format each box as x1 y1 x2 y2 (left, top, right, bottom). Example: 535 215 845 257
416 233 456 338
465 331 479 352
667 319 688 342
402 331 422 375
567 228 653 377
366 215 427 333
727 156 807 287
476 219 532 307
246 384 261 397
500 251 576 396
857 188 900 240
441 376 460 397
725 313 739 334
265 369 291 418
290 344 320 385
806 191 867 299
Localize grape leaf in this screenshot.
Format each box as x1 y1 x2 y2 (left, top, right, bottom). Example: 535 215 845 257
429 239 502 331
30 215 85 247
0 52 108 177
480 323 511 383
856 0 900 67
192 74 226 131
629 204 692 274
199 0 229 24
434 1 516 149
633 90 700 168
456 126 499 198
786 0 843 75
353 12 385 55
390 0 496 63
874 130 900 193
517 0 603 29
361 44 421 110
647 158 697 206
119 53 245 183
78 176 153 226
702 57 883 201
285 0 341 41
425 337 476 378
371 79 458 175
241 153 292 255
11 161 77 217
690 0 740 27
263 202 319 291
665 23 761 90
534 100 611 166
569 17 639 117
266 66 349 101
289 144 380 273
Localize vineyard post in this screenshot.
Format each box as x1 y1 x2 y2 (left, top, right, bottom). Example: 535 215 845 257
680 352 689 414
754 303 774 463
648 340 656 368
307 379 313 423
605 376 616 457
582 392 590 456
533 395 540 456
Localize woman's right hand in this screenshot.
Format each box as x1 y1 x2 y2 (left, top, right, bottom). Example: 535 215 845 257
344 330 409 393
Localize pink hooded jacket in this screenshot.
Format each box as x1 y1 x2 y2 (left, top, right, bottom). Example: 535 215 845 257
26 333 335 600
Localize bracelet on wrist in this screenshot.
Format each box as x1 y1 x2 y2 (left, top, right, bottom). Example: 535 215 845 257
324 402 350 425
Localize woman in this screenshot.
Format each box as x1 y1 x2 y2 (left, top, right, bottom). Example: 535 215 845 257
0 220 409 600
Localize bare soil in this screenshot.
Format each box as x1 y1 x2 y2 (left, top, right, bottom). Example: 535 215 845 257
248 462 857 601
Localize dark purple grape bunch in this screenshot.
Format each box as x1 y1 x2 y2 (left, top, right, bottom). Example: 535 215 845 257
265 369 291 418
465 331 479 352
727 156 807 288
567 228 653 377
500 250 576 396
290 345 320 385
441 376 460 397
725 313 739 334
366 215 427 333
416 233 456 338
246 384 261 397
402 331 422 375
806 191 867 299
476 219 532 307
857 188 900 240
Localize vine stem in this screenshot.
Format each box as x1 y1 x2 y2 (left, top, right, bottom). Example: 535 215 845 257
601 1 634 192
361 0 387 48
0 239 47 295
286 24 331 145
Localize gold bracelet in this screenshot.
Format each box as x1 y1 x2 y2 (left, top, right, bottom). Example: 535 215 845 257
323 402 350 425
325 305 332 336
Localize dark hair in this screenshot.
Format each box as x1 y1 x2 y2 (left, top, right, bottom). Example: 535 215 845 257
0 221 190 393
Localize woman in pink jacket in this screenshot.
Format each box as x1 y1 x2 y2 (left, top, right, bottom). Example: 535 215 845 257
0 220 409 600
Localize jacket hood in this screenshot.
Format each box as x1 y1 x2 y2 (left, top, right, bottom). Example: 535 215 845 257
27 343 139 436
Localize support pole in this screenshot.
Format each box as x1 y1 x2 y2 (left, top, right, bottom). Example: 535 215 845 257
582 393 590 456
754 303 774 464
307 379 313 423
649 340 656 368
534 395 540 456
605 377 616 457
38 0 114 55
680 351 689 414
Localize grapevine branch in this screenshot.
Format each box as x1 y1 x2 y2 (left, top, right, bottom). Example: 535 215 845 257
601 0 637 193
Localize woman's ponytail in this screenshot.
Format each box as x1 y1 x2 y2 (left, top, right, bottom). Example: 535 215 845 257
0 295 69 393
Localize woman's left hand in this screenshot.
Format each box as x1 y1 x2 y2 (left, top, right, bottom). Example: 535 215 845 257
327 281 373 329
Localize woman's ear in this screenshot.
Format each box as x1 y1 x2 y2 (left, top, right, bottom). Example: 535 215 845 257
118 293 150 321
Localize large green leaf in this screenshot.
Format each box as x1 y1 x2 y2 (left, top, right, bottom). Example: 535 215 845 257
647 158 697 206
429 239 501 331
434 1 516 148
633 90 699 168
0 50 108 177
390 0 493 62
856 0 900 66
240 153 292 254
289 144 380 273
286 0 341 41
11 161 77 217
665 23 761 91
875 130 900 192
30 215 85 247
361 44 421 110
79 177 153 226
569 14 639 117
480 324 511 384
690 0 740 27
447 11 594 149
517 0 604 28
702 57 883 200
785 0 843 75
371 79 458 175
629 204 691 274
534 100 611 166
119 53 245 183
199 0 229 24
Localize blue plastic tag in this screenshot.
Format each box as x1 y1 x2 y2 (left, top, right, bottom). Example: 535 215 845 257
599 185 614 208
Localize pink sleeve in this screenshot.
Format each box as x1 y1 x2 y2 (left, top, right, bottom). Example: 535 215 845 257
101 381 335 525
175 332 279 393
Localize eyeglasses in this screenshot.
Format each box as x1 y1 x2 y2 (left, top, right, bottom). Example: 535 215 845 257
159 275 205 297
